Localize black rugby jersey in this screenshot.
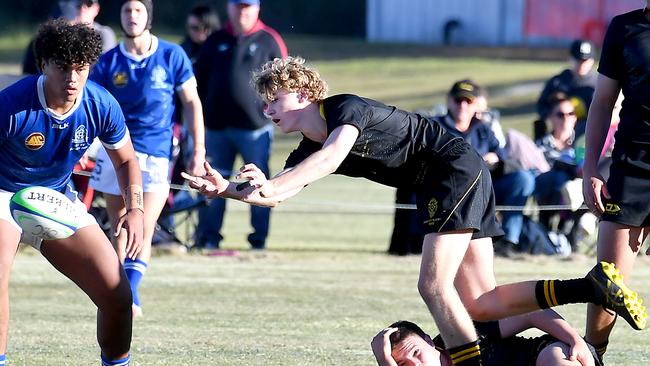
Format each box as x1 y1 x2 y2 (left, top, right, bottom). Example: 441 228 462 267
284 94 469 188
432 321 557 366
599 8 650 144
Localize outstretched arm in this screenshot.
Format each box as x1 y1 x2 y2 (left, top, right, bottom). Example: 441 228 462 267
255 124 359 198
181 162 302 207
499 310 594 366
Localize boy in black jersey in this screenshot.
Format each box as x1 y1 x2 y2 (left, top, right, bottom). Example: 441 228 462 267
582 2 650 362
182 56 645 366
372 310 601 366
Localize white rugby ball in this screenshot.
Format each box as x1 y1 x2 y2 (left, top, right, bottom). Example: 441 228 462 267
10 186 79 240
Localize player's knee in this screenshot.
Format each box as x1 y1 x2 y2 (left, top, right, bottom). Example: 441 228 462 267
535 342 579 366
464 302 492 321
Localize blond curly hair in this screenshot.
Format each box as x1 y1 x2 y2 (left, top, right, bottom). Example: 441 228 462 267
252 56 328 103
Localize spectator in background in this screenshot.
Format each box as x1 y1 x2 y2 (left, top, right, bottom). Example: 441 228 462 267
534 93 580 234
535 39 597 141
439 80 536 257
475 87 506 149
89 0 205 318
194 0 287 251
582 4 650 363
22 0 116 75
180 4 220 65
160 3 221 226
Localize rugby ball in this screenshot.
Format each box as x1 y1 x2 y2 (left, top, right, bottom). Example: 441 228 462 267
10 186 79 240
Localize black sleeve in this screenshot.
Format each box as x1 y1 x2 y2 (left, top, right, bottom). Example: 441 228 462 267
283 137 322 169
598 16 625 81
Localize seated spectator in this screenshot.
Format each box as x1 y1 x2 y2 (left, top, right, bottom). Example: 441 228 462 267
439 79 536 257
372 311 600 366
475 87 506 148
534 93 579 234
535 39 597 141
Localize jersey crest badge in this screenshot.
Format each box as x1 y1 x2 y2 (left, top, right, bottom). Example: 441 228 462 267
25 132 45 150
112 72 128 88
70 125 89 151
150 65 170 89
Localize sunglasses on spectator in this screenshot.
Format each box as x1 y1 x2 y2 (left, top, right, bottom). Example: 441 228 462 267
453 96 475 104
554 111 576 118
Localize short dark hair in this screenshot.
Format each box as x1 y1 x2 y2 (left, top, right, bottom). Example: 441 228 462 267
188 4 220 32
546 92 571 112
388 320 428 348
33 18 102 67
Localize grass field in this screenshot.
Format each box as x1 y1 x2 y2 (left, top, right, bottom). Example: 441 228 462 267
1 30 649 365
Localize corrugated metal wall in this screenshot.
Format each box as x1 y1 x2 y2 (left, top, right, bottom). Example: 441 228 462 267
367 0 640 46
367 0 521 45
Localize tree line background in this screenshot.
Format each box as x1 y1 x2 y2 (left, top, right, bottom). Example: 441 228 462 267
1 0 366 36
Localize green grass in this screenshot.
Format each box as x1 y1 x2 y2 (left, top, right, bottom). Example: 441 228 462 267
9 250 650 365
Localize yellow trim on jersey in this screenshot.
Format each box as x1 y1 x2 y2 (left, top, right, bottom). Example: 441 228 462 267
319 102 326 120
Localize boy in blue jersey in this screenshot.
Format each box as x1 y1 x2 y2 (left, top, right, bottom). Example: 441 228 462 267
89 0 206 318
0 19 144 365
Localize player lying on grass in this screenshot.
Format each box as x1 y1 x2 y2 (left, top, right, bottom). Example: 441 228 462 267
372 310 602 366
0 19 143 365
183 56 645 366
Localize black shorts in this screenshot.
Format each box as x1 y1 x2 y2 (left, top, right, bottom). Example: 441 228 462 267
482 334 558 366
415 149 503 239
603 145 650 226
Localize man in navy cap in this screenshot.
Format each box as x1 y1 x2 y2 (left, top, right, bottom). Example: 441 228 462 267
536 39 597 140
194 0 288 252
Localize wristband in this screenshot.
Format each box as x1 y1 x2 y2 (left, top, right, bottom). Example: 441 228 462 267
236 181 251 191
124 184 144 212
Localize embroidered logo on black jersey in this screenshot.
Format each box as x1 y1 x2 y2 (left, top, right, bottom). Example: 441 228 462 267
25 132 45 150
423 198 440 226
605 203 621 215
112 72 128 87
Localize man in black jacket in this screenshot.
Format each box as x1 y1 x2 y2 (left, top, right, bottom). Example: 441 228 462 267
194 0 287 250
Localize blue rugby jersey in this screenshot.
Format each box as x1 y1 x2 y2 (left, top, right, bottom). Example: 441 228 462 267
0 75 128 192
90 36 196 159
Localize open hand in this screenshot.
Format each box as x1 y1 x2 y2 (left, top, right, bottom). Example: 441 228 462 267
181 161 229 198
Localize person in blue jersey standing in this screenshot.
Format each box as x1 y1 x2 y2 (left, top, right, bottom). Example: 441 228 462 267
89 0 206 318
194 0 287 251
0 19 143 366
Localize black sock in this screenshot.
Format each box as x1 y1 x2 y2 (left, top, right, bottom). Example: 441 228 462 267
535 278 595 308
592 340 608 361
448 340 482 365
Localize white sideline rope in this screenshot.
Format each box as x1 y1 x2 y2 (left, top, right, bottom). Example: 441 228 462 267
73 170 587 213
